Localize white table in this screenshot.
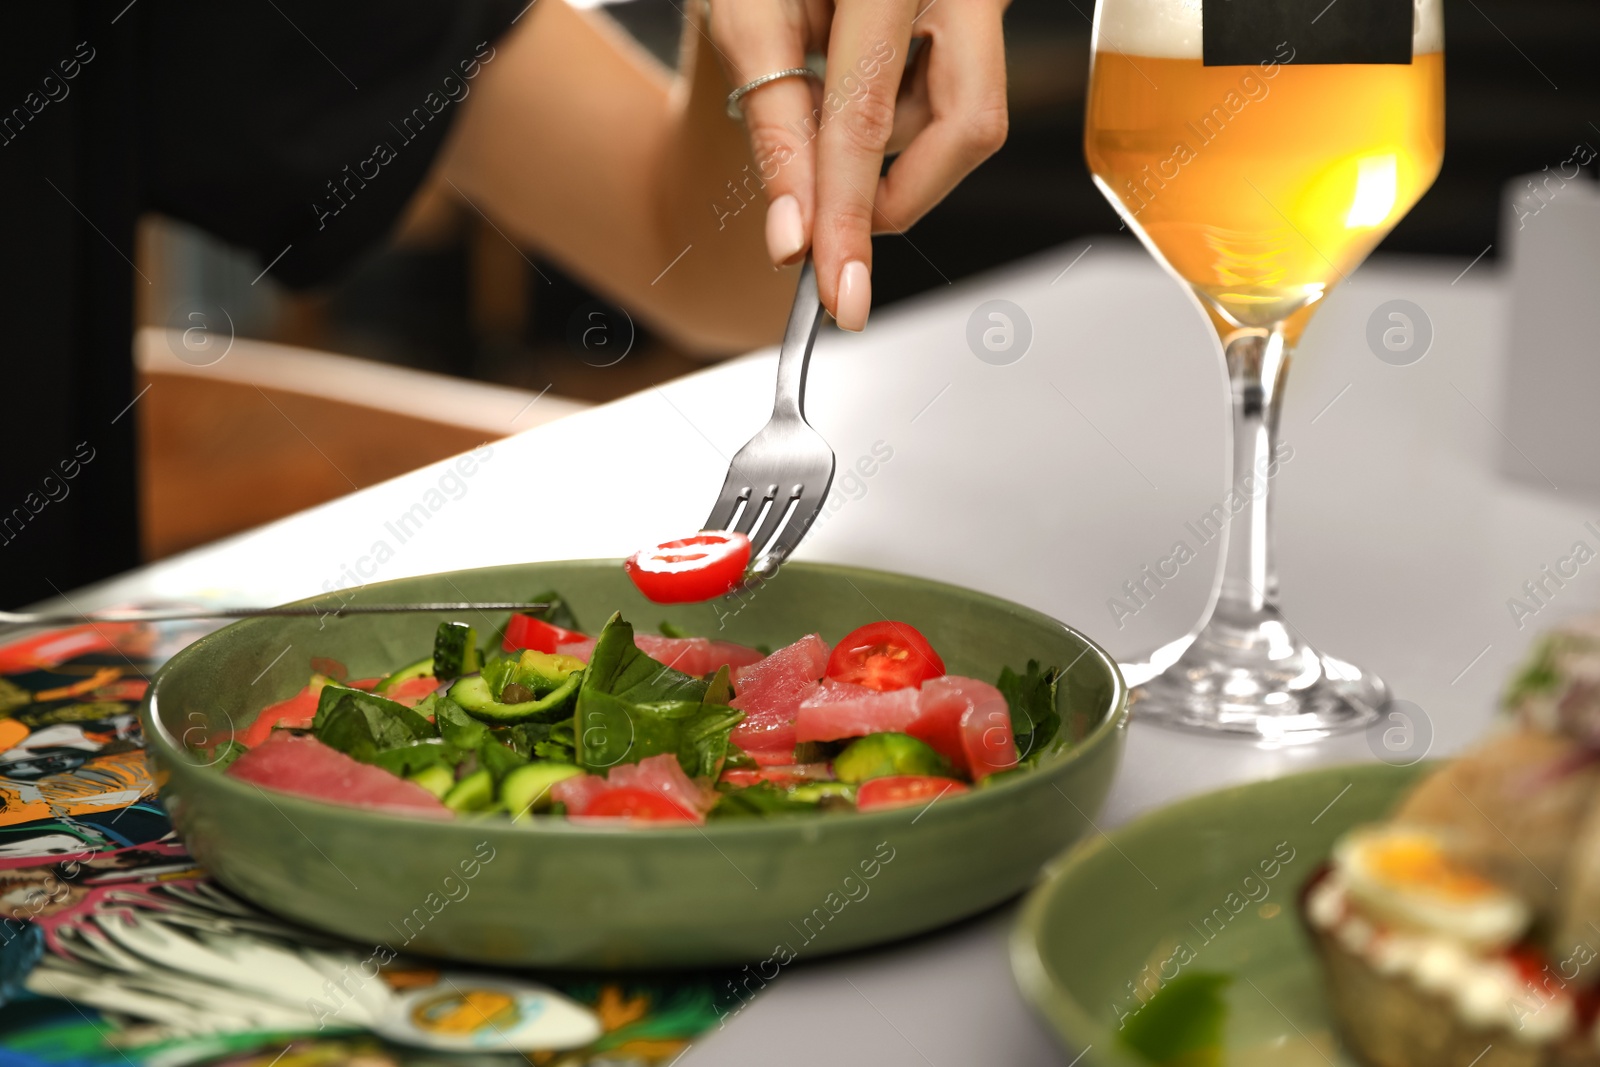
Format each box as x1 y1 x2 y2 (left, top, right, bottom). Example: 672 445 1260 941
70 240 1590 1064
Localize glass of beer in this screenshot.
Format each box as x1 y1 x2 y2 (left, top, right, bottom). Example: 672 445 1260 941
1085 0 1445 739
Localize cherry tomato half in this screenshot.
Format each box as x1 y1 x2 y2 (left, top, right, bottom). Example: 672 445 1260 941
855 775 969 812
502 613 587 653
624 532 752 604
584 787 696 821
824 621 946 691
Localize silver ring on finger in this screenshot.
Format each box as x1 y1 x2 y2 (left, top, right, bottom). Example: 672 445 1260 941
726 67 821 120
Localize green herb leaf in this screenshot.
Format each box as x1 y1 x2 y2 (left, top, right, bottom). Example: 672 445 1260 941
658 621 692 638
509 719 577 763
575 614 743 776
520 720 576 763
534 737 575 762
1117 971 1230 1066
311 684 433 762
1504 634 1562 708
583 613 711 704
481 655 518 699
433 696 489 751
478 734 529 784
529 590 583 633
703 664 733 707
996 660 1062 766
709 782 819 819
371 740 459 777
681 704 745 779
211 739 248 770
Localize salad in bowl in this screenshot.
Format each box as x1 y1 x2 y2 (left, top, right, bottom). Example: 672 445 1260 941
217 592 1066 826
143 559 1126 966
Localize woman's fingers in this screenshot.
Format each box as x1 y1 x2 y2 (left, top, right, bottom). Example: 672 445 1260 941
737 78 821 264
707 1 828 266
886 39 934 156
811 0 919 330
872 2 1009 234
708 0 1007 326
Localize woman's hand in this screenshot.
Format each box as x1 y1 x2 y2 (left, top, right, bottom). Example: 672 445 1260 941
707 0 1009 330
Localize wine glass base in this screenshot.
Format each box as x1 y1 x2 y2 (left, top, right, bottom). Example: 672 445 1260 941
1121 614 1389 744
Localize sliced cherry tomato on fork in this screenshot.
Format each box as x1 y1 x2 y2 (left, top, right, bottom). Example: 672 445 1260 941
624 532 751 604
583 787 697 821
502 613 587 653
855 776 969 813
824 621 946 692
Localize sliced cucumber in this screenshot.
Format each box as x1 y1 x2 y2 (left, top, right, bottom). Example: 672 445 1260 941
512 649 583 690
484 650 583 701
443 767 496 812
433 622 483 681
788 782 856 804
375 656 434 694
449 672 582 725
833 733 952 784
408 764 456 799
502 762 584 819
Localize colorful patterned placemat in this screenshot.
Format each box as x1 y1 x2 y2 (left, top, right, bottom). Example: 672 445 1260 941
0 620 742 1066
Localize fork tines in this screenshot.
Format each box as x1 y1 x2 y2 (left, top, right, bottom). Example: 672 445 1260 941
701 258 837 573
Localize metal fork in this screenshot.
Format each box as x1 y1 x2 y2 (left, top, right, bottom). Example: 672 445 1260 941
704 257 836 574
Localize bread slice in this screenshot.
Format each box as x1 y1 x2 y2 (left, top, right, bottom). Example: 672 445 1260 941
1308 920 1549 1067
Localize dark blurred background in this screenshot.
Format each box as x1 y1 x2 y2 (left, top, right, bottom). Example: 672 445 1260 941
138 0 1600 402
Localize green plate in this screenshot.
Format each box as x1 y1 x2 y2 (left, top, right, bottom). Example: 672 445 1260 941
1012 761 1430 1066
142 560 1128 969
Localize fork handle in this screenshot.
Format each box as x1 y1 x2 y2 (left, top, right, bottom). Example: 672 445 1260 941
773 258 825 421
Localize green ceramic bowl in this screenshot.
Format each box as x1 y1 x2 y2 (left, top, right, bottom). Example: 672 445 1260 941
1011 762 1428 1066
143 560 1128 969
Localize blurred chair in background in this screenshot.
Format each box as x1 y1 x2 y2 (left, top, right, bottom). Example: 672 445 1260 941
135 330 586 560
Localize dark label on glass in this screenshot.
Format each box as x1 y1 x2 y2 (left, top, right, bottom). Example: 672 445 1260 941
1202 0 1413 66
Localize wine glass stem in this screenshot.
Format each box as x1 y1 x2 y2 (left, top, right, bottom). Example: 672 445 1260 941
1216 328 1291 620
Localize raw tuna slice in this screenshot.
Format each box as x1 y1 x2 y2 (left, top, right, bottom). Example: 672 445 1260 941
553 754 717 823
906 676 1018 779
549 773 611 814
720 763 834 788
794 679 920 743
606 754 717 815
744 746 804 767
729 635 829 753
555 637 597 662
382 675 440 707
226 733 451 818
634 635 765 677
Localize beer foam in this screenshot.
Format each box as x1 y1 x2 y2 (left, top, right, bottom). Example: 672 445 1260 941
1093 0 1443 59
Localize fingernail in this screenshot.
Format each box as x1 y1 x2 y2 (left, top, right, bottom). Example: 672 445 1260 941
765 195 805 265
835 260 871 332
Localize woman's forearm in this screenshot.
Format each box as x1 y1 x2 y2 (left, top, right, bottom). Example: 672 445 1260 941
438 0 793 355
651 5 802 341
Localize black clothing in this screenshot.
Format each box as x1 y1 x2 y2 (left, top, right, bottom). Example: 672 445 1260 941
0 1 521 608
